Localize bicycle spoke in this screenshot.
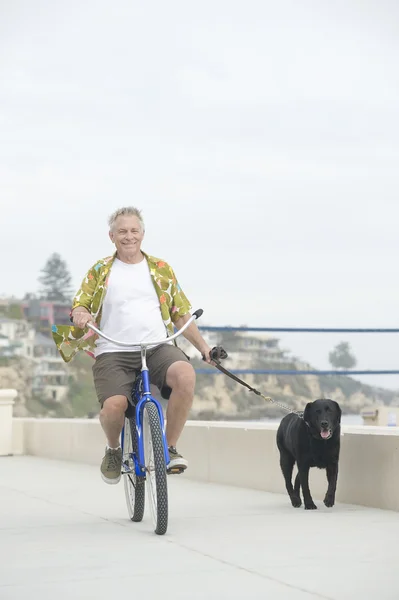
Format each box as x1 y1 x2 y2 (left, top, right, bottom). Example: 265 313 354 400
122 417 145 522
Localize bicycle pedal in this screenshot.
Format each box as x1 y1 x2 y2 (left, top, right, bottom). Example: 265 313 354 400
167 466 186 475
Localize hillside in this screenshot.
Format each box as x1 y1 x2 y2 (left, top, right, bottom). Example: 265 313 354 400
188 356 398 420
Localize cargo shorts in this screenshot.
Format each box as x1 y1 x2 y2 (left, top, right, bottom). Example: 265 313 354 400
92 344 191 406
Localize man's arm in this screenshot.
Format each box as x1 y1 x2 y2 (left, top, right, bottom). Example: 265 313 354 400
70 264 98 328
174 313 212 363
168 264 212 362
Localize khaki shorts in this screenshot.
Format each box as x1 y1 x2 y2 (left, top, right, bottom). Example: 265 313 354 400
92 344 191 406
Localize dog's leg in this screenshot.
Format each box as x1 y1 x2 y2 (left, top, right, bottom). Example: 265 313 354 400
279 450 301 508
324 462 339 507
297 464 317 510
294 472 301 499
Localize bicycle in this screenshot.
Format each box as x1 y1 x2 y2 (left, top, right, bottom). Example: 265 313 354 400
88 309 203 535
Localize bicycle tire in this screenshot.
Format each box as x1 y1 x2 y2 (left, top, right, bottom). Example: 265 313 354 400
143 402 168 535
122 417 145 522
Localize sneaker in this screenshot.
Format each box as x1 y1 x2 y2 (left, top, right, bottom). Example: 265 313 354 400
101 447 122 484
167 446 188 474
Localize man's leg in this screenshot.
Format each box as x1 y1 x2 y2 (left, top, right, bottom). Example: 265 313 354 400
98 395 128 484
147 346 195 472
165 361 196 448
93 352 137 485
163 361 195 472
99 394 128 448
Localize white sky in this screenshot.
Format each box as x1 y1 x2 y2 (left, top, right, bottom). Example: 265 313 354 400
1 0 399 389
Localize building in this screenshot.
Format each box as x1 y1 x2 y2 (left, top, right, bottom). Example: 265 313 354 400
21 299 71 337
0 333 10 355
32 333 70 402
361 406 399 427
234 332 289 361
178 328 291 368
0 320 69 403
0 318 35 358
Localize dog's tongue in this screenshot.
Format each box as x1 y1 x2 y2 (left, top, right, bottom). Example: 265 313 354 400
320 430 330 439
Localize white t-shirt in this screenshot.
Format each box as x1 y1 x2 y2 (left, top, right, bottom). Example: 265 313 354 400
94 257 168 357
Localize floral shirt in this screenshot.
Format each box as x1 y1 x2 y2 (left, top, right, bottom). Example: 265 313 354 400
52 252 191 362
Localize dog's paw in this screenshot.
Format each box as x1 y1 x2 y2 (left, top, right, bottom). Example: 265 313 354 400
304 501 318 510
290 495 302 508
324 494 335 508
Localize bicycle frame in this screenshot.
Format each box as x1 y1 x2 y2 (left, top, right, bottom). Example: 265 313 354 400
124 357 169 479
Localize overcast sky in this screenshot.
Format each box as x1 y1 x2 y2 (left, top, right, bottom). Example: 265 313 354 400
1 0 399 389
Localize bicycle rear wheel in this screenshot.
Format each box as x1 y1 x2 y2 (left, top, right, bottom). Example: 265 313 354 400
143 402 168 535
122 417 145 522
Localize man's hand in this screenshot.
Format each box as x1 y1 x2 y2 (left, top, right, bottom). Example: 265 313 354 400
201 345 213 364
203 346 229 365
72 309 94 330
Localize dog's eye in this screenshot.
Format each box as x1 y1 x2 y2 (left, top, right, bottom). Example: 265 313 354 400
316 409 322 414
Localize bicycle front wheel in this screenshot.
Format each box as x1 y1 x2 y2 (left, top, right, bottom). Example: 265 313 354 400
122 417 145 522
143 402 168 535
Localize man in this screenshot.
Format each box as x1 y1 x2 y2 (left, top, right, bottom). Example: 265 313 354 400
52 206 212 483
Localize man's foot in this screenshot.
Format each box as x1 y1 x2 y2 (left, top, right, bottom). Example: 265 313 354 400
167 446 188 474
101 447 122 484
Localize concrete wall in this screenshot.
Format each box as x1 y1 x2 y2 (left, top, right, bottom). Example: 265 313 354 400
12 418 399 512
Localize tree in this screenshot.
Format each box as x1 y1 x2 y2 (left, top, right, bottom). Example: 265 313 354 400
38 253 73 303
328 341 357 370
23 292 37 300
7 304 24 319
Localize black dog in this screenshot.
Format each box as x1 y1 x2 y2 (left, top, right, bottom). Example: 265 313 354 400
276 399 341 510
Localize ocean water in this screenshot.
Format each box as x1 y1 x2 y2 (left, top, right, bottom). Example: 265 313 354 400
262 414 363 426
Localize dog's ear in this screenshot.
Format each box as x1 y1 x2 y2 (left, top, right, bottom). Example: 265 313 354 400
332 401 342 422
303 402 312 424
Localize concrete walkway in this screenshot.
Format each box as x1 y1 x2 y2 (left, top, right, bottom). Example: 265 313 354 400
0 456 398 599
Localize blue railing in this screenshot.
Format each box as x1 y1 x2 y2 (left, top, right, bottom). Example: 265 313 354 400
196 369 399 376
195 325 398 376
199 326 399 333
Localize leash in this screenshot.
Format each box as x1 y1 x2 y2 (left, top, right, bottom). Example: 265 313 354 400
209 346 303 418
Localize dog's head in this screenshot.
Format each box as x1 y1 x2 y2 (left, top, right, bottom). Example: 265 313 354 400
303 399 341 440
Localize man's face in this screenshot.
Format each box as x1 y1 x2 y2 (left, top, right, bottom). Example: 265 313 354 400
109 215 144 255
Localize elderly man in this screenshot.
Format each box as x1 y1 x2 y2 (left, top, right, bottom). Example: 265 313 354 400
52 206 212 484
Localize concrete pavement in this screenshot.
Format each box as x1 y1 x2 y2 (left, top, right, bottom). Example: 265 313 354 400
0 456 398 599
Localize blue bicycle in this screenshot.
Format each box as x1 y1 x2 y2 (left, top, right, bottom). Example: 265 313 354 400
88 309 203 535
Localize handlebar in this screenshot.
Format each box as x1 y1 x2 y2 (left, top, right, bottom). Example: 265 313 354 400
86 308 203 348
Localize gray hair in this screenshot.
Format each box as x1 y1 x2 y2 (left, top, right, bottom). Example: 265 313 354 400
108 206 145 232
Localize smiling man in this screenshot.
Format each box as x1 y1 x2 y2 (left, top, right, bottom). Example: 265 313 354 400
52 206 212 484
